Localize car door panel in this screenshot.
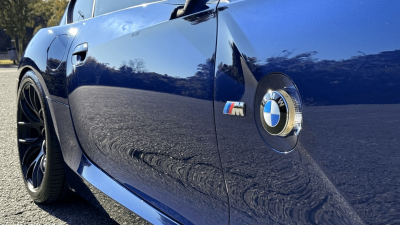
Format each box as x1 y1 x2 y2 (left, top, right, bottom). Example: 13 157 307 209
67 2 228 224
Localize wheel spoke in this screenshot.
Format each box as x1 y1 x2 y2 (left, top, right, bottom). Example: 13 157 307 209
19 100 38 122
23 87 35 113
32 155 44 188
32 87 40 113
18 138 42 147
29 86 37 112
38 109 44 123
25 159 35 180
26 149 44 187
18 121 31 126
23 86 40 119
18 121 42 132
21 145 40 165
18 138 36 143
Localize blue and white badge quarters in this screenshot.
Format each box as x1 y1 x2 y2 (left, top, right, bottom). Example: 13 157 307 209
260 89 302 137
263 100 280 127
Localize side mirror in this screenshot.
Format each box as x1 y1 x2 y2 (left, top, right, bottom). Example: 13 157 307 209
170 0 209 19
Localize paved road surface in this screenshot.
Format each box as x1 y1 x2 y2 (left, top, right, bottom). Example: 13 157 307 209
0 67 119 224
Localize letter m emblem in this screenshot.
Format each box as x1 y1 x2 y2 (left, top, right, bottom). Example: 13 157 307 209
223 102 245 116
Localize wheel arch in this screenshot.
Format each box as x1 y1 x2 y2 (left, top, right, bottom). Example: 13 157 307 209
17 60 48 96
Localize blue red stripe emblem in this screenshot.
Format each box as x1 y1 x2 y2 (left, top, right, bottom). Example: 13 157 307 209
223 101 245 116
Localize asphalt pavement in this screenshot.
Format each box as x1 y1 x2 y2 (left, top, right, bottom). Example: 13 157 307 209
0 66 119 224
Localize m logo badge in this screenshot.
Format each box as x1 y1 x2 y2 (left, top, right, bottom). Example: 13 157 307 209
223 102 245 116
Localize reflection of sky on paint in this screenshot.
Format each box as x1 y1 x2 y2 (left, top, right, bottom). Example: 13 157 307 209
88 3 215 78
82 4 172 47
226 0 400 61
96 24 212 78
75 0 400 78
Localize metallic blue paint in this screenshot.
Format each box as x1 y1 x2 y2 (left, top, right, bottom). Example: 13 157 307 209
19 23 83 104
16 0 400 224
75 151 178 225
46 98 176 224
67 1 228 224
214 0 400 224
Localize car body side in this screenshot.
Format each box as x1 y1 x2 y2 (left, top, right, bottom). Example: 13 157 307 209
17 0 400 224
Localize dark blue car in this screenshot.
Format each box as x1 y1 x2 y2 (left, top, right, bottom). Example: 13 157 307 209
16 0 400 224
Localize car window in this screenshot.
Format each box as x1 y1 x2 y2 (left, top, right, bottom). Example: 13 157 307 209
94 0 158 17
72 0 95 23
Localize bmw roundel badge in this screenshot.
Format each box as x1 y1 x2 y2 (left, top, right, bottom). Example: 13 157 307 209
260 89 302 137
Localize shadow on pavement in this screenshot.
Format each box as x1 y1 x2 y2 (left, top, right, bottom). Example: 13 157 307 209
0 64 18 69
36 192 119 225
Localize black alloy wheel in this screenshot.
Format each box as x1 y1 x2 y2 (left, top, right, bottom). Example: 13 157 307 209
18 81 47 189
17 71 68 203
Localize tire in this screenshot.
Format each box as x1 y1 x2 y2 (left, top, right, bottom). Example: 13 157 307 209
17 70 69 204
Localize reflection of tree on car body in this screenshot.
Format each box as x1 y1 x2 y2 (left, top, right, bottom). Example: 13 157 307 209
14 0 400 224
73 56 214 100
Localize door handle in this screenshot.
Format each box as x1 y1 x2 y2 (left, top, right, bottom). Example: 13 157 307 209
72 43 88 66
